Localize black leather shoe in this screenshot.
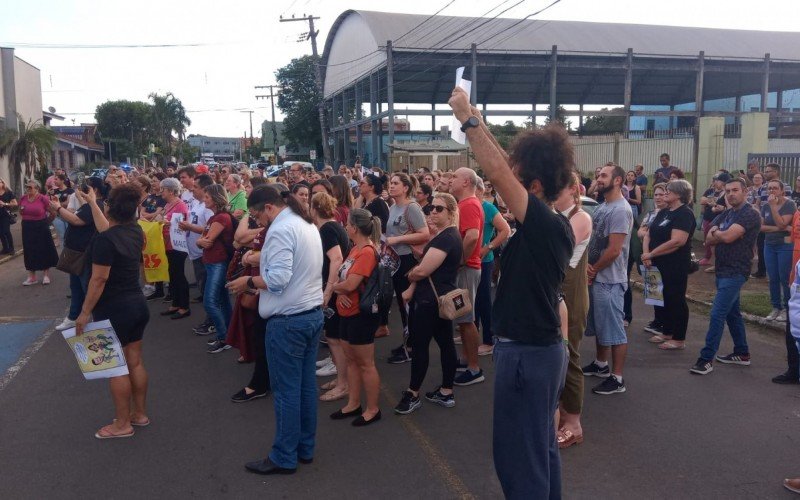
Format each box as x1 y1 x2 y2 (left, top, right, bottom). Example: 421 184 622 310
298 457 313 465
231 388 268 403
244 458 296 475
170 310 191 320
352 410 382 427
330 406 362 420
160 309 179 316
772 372 800 384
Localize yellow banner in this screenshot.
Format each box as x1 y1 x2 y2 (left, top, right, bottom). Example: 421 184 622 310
138 220 169 282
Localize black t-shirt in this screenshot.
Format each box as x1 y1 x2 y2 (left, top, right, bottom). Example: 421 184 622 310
711 204 761 278
648 204 696 271
413 226 463 305
64 204 96 252
0 190 16 219
141 194 166 214
365 197 390 235
319 221 350 288
52 187 74 205
702 188 725 221
91 223 144 303
493 195 574 345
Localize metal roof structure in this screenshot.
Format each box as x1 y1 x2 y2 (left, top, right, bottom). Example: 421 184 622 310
319 9 800 166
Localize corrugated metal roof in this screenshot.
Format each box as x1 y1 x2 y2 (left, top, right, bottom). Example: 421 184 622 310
349 10 800 59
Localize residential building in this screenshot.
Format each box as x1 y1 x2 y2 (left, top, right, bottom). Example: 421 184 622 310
51 124 104 172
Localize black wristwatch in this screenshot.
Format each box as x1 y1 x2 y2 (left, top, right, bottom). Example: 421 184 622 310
247 277 256 289
460 116 479 133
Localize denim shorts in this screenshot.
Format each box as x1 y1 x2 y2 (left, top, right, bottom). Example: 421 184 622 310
584 282 627 346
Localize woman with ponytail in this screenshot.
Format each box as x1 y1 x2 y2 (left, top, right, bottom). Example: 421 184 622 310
328 208 383 426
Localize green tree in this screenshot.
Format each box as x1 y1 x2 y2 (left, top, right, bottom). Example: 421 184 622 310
545 105 572 130
579 108 625 135
0 115 56 191
173 140 198 164
149 92 191 163
275 55 321 154
95 100 153 156
487 120 524 150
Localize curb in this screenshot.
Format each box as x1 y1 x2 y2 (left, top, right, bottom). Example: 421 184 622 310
0 249 23 266
630 280 784 333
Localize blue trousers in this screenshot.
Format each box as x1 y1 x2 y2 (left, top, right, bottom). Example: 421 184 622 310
700 275 749 361
67 266 91 320
764 241 793 310
474 260 494 345
203 262 232 341
493 341 568 499
265 309 324 469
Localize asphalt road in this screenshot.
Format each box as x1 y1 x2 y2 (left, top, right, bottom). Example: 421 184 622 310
0 255 798 499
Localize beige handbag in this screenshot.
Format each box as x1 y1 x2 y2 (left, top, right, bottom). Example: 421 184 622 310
427 276 472 320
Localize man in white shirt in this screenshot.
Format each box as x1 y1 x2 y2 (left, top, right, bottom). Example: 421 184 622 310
228 185 324 475
178 173 215 335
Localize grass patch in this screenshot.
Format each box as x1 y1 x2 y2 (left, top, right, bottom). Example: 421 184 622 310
739 292 773 317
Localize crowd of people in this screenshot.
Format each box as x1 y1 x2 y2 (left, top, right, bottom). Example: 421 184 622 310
4 85 800 496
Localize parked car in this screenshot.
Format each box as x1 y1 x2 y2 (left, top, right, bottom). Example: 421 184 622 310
580 195 599 218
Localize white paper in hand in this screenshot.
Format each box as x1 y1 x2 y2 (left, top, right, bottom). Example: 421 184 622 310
450 67 473 144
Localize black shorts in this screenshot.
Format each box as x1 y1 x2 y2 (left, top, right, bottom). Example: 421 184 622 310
339 313 379 345
94 294 150 346
323 297 341 340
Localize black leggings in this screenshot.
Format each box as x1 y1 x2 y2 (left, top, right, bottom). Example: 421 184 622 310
408 300 457 391
248 315 270 394
0 215 13 252
660 268 689 341
166 250 189 310
380 254 417 333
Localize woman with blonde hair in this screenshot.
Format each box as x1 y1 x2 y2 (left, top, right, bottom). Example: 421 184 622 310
311 192 350 401
329 208 383 426
394 193 463 414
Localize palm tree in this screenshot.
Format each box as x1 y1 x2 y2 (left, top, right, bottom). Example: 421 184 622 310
148 92 191 163
0 115 56 192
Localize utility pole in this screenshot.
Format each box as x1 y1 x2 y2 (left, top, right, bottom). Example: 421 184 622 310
280 14 330 165
255 85 280 157
240 110 254 140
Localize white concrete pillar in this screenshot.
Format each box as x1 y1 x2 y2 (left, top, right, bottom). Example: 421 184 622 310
739 112 770 170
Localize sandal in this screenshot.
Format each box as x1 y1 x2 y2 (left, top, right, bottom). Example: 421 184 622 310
95 423 134 439
320 380 338 391
556 428 584 449
658 340 685 350
319 387 349 402
648 334 671 344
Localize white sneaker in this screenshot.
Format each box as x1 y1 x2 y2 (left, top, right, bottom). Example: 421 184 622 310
316 363 337 377
55 318 76 331
142 284 155 295
22 278 38 286
766 309 781 321
315 356 333 368
777 311 788 322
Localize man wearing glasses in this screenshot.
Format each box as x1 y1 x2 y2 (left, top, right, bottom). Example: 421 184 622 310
287 163 306 188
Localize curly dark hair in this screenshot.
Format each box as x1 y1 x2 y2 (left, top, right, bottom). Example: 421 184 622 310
509 124 575 202
106 184 142 223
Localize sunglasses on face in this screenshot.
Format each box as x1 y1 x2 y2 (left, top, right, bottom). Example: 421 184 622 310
430 205 447 213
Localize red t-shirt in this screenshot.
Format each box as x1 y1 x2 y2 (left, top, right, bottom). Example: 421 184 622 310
336 244 377 317
458 196 484 269
201 212 234 264
162 200 189 251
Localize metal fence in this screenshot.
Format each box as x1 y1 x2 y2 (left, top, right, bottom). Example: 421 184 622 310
571 130 696 176
748 153 800 185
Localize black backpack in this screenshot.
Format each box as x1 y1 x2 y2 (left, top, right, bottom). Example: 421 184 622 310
359 246 394 316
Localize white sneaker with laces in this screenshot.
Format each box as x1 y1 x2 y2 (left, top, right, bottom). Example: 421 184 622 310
777 310 788 322
55 318 76 331
316 363 337 377
766 309 781 321
316 356 333 368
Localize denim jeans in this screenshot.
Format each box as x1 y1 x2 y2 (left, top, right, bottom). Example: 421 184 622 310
265 309 324 469
204 262 232 341
67 266 91 320
700 274 749 361
474 260 494 345
764 241 793 310
53 217 67 251
493 340 568 500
